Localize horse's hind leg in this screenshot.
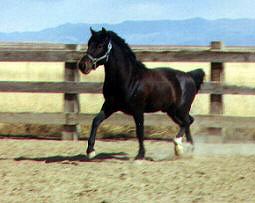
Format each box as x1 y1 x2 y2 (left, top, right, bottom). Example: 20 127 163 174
133 113 145 160
176 114 195 154
174 125 186 156
167 111 194 156
167 111 185 156
185 115 194 144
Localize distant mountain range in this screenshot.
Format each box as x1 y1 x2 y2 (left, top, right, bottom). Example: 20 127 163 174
1 18 255 45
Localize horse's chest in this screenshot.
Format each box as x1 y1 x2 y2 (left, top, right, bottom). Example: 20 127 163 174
103 84 122 99
103 86 140 113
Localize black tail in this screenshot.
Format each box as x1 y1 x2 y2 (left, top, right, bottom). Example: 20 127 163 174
188 68 205 92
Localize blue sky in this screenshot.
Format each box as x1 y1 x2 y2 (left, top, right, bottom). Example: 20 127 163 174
0 0 255 32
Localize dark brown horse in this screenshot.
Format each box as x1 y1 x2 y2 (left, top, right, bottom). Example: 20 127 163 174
78 27 205 159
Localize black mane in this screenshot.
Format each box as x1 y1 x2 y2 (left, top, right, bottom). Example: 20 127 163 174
108 31 136 59
108 31 146 69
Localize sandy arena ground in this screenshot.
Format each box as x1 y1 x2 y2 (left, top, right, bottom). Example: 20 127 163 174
0 139 254 203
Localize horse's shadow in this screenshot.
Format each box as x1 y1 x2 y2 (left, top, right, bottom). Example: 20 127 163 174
14 152 129 163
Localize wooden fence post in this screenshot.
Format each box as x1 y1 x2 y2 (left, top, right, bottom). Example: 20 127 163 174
62 62 80 140
210 41 224 135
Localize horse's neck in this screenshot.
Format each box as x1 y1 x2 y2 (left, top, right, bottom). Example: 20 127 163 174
104 45 137 86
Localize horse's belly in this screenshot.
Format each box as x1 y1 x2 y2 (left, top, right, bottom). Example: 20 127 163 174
144 101 171 113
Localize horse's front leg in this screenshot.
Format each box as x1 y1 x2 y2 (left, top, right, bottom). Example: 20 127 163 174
133 113 145 160
87 103 114 159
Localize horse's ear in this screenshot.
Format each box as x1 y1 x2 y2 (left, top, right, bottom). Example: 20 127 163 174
102 27 107 34
90 27 96 36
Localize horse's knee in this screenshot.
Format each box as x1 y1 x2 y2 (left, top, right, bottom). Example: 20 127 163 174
189 115 194 125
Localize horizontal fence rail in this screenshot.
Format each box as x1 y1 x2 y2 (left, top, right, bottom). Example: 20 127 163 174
0 81 254 95
1 43 255 62
0 42 254 140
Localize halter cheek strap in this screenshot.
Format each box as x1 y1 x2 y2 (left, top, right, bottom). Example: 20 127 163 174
87 41 112 69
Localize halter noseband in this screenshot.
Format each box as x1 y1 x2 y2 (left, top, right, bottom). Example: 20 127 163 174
86 41 112 69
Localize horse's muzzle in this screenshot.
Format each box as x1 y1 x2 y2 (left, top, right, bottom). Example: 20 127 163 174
78 57 94 74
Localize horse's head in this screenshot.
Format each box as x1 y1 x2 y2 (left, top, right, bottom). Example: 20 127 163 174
78 27 112 74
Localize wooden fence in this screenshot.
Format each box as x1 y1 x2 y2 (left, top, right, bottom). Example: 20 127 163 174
0 41 255 140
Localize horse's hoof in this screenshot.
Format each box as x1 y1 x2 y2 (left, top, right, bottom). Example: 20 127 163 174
87 150 96 159
135 154 145 160
173 138 184 156
174 143 184 156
